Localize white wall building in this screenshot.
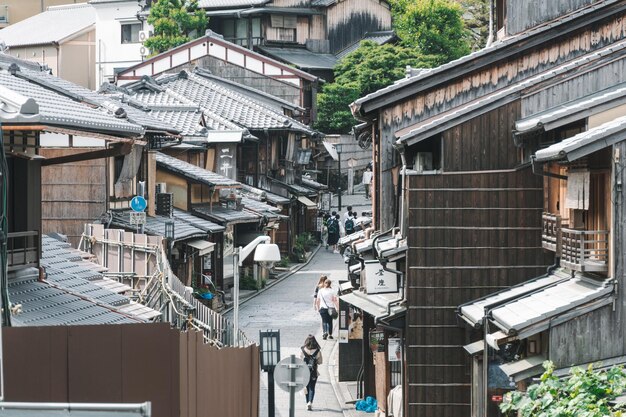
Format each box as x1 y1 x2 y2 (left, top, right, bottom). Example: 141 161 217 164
91 0 147 86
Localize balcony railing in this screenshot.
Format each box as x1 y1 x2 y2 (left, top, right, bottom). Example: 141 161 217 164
7 231 40 271
542 213 568 254
561 228 609 273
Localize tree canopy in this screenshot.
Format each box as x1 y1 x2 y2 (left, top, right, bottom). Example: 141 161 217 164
315 0 472 134
501 361 626 417
144 0 207 55
391 0 471 65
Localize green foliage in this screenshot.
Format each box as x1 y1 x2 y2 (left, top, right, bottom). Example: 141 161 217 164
144 0 207 55
239 274 260 291
290 233 315 262
501 361 626 417
314 42 438 134
391 0 471 65
275 257 290 268
459 0 489 50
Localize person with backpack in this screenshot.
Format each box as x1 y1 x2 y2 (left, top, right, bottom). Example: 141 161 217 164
327 214 340 253
300 334 322 411
344 212 355 235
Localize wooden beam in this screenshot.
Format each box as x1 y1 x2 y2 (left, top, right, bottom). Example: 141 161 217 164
41 143 133 166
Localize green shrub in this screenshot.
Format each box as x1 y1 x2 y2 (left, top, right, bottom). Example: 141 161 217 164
239 274 259 290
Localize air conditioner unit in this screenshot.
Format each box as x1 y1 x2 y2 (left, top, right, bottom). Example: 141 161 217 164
138 30 151 43
155 182 167 194
139 46 150 57
414 152 433 172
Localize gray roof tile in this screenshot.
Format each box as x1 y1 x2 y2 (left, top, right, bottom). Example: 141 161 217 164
198 0 269 9
0 60 144 136
110 208 223 240
259 46 338 70
153 71 313 133
193 204 262 225
156 152 241 187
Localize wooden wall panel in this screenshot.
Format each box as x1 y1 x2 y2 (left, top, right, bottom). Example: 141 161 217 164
40 148 106 246
442 102 521 171
326 0 392 53
405 167 553 416
507 0 596 36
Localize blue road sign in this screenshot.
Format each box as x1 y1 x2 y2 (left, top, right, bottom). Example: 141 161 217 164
130 195 147 212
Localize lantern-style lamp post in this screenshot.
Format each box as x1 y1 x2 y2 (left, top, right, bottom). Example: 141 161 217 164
335 143 343 211
260 330 281 417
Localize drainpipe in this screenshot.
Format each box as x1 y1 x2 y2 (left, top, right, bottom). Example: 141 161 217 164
486 0 495 48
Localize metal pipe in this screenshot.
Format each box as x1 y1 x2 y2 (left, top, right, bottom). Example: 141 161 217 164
0 402 151 416
486 0 495 48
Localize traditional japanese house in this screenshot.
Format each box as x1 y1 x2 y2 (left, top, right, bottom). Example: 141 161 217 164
120 69 320 252
346 1 626 416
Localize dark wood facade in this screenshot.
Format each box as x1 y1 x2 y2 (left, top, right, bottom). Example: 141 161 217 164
406 105 553 415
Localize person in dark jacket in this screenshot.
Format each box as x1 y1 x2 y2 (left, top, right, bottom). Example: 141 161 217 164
300 335 323 411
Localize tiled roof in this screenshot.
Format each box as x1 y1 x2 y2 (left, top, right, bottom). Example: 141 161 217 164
258 46 338 70
534 115 626 163
301 177 328 191
0 3 95 47
240 184 291 206
516 83 626 134
111 209 221 241
8 236 161 327
335 31 397 60
11 66 174 135
124 77 248 135
193 204 262 225
198 0 269 9
395 37 626 147
353 0 620 113
156 152 240 187
311 0 336 6
0 59 144 136
154 71 313 133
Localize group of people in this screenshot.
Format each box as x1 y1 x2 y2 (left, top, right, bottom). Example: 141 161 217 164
299 275 339 411
321 205 366 253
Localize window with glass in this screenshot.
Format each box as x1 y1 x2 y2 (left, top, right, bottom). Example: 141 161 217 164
121 22 141 44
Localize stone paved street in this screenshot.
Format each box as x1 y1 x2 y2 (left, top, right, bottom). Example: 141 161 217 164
226 191 371 417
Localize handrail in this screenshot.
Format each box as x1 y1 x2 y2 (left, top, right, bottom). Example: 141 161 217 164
561 227 609 272
7 231 39 271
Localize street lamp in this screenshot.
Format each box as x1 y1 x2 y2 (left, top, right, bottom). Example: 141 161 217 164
335 143 343 211
233 236 281 346
259 330 281 417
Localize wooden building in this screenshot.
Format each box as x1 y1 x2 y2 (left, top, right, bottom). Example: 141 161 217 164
347 1 626 416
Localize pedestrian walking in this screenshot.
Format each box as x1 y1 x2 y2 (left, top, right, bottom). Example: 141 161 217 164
343 206 353 223
327 214 340 253
300 334 323 411
362 166 373 199
315 279 338 340
312 275 328 308
344 212 355 235
321 213 330 249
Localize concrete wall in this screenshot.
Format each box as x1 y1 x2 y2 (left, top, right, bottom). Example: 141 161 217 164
93 0 144 85
0 0 81 28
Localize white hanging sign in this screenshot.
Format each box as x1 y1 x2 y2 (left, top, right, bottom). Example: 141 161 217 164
364 260 398 294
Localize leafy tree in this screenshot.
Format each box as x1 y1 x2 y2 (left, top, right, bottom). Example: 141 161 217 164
501 361 626 417
144 0 207 55
315 42 439 134
460 0 489 50
391 0 471 65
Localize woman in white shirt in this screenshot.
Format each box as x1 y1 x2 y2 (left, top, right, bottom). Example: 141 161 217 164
315 279 338 340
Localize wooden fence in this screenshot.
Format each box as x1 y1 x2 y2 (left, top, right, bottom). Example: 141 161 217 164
3 323 259 417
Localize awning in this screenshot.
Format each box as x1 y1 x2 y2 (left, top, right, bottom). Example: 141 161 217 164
297 196 317 209
186 239 215 256
463 331 514 355
355 239 373 254
460 271 614 339
322 141 339 161
375 236 408 259
534 115 626 163
500 355 547 382
339 291 405 321
458 271 569 328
